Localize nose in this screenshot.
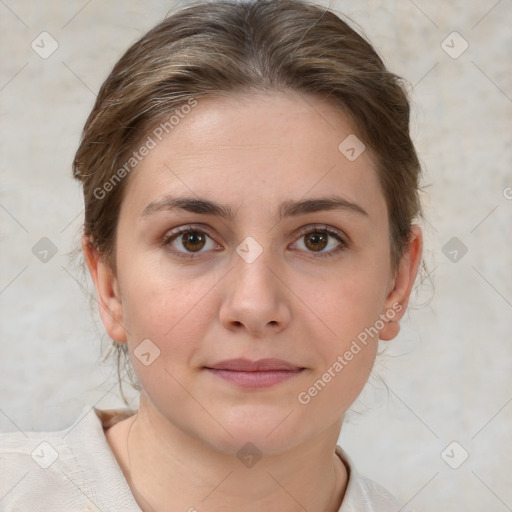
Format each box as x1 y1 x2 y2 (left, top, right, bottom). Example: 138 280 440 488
219 246 291 337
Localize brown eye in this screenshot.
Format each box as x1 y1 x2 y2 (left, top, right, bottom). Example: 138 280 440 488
163 225 219 258
293 225 348 258
303 231 329 252
180 231 207 252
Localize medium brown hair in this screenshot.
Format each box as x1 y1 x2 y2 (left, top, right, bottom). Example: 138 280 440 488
72 0 425 404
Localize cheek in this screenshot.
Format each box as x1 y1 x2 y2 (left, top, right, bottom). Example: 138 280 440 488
305 258 389 399
311 263 389 339
296 276 382 416
297 343 377 425
117 252 219 358
313 283 381 382
117 249 185 327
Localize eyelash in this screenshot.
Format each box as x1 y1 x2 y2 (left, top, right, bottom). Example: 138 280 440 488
161 223 349 260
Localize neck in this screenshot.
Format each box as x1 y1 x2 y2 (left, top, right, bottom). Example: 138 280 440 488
107 395 348 512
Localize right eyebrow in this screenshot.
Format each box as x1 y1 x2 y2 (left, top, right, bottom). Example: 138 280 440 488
141 196 234 220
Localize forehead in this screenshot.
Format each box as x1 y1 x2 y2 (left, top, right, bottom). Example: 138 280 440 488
120 91 386 221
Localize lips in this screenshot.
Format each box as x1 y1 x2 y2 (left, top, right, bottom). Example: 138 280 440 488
204 358 305 388
204 358 304 372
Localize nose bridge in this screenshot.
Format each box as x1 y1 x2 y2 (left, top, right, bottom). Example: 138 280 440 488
232 236 278 302
219 234 291 333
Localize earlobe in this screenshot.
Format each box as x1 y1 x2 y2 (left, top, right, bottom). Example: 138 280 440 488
379 320 400 341
379 225 423 341
82 236 127 343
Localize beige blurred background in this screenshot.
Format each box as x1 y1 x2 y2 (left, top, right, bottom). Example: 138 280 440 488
1 1 511 511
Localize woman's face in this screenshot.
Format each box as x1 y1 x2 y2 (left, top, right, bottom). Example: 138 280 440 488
91 91 421 454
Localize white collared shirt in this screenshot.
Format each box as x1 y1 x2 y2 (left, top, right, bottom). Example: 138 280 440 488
0 405 414 511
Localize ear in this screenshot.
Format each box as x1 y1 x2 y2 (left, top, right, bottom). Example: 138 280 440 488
379 225 423 341
82 235 127 343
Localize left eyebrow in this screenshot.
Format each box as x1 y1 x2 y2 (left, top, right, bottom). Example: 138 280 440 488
140 194 369 221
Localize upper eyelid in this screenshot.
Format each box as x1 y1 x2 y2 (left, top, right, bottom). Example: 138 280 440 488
165 223 348 246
